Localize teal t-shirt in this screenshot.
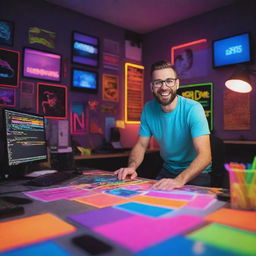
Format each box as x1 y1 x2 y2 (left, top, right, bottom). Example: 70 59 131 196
139 96 211 173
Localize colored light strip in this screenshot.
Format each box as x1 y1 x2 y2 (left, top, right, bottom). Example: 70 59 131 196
124 63 144 124
170 39 207 64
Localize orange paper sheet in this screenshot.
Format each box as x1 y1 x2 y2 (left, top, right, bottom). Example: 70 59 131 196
73 193 128 208
205 208 256 232
131 195 187 208
0 213 76 252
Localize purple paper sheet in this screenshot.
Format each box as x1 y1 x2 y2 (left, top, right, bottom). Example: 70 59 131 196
68 207 133 228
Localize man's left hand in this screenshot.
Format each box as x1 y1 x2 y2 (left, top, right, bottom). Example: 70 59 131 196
152 178 184 191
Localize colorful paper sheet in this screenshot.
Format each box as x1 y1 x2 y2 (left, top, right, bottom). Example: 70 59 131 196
0 241 72 256
115 202 173 217
146 191 194 200
73 193 128 208
93 214 203 252
0 213 75 252
176 185 223 194
185 195 216 209
122 181 155 191
162 200 226 218
24 186 92 202
105 188 141 197
68 207 133 228
205 208 256 232
132 195 187 209
188 223 256 256
135 235 240 256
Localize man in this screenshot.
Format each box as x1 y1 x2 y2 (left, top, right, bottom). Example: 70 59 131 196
115 60 211 191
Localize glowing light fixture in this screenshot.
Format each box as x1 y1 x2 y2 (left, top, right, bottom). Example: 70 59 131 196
225 67 252 93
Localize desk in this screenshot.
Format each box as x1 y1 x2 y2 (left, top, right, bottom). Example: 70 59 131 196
0 170 255 256
224 140 256 145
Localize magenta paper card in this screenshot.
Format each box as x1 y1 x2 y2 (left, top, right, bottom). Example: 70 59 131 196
146 191 194 201
24 186 92 202
68 207 133 228
185 195 216 209
93 214 203 252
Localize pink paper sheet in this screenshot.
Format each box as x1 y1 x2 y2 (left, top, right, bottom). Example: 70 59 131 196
24 186 92 202
185 195 216 209
146 191 194 200
93 214 203 252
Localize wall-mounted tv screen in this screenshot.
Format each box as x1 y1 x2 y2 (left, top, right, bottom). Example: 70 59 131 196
72 31 99 67
23 48 61 82
212 33 251 68
71 68 98 93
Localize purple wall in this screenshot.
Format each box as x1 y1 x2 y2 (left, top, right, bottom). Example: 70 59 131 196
1 0 256 151
142 0 256 140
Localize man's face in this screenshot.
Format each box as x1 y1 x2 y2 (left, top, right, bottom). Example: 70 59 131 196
151 68 179 106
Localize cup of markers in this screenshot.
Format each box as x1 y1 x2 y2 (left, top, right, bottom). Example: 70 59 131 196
225 162 256 211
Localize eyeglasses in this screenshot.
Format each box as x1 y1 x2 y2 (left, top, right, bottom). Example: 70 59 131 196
151 78 177 89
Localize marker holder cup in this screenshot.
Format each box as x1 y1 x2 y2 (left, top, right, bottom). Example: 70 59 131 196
228 168 256 211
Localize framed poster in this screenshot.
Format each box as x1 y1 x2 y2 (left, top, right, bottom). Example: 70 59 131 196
178 83 213 130
102 73 119 102
23 48 61 82
171 39 209 79
72 31 99 67
21 81 34 94
125 63 144 124
224 89 250 130
0 48 20 87
28 26 56 49
71 68 98 93
103 53 119 70
70 102 87 135
37 82 67 119
0 20 14 46
0 86 15 106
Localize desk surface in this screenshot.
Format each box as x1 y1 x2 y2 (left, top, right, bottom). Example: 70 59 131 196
224 140 256 144
0 170 255 256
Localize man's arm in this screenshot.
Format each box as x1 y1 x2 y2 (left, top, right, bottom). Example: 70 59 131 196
152 135 212 190
114 136 150 180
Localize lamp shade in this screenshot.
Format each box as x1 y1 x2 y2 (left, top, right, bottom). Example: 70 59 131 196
225 69 252 93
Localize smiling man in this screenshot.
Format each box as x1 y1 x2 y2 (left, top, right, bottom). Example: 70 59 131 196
115 60 211 190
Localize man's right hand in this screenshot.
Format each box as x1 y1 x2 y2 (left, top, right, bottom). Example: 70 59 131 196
114 167 138 180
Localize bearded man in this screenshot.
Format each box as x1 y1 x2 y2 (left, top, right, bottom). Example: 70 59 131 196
115 60 212 190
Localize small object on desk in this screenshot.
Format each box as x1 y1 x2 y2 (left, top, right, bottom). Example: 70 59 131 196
217 192 230 202
0 196 33 205
0 198 24 219
23 171 81 187
72 234 113 255
25 169 58 178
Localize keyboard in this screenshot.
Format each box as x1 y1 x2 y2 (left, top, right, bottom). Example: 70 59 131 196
23 171 80 187
0 198 24 219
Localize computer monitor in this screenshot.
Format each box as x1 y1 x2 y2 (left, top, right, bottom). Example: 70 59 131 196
212 32 252 68
0 108 48 176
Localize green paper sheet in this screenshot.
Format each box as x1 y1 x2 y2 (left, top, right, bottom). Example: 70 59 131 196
188 223 256 256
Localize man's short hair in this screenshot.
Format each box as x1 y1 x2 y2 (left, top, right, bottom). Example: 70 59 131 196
150 60 178 77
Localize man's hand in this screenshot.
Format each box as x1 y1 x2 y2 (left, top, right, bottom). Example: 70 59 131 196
152 178 184 191
114 167 138 180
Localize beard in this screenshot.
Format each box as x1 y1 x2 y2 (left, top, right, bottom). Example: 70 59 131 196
153 88 177 106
